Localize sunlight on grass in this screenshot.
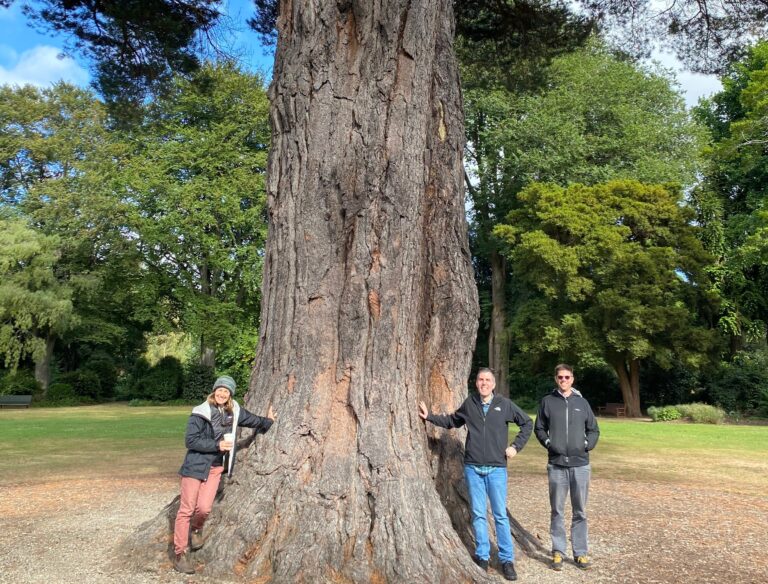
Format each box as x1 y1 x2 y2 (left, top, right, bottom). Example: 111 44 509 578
2 406 767 494
513 416 768 495
0 404 190 484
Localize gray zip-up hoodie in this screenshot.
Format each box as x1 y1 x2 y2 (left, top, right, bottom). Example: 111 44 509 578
534 388 599 467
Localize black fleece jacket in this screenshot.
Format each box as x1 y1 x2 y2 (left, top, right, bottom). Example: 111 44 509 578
426 393 533 467
534 389 600 467
179 401 272 480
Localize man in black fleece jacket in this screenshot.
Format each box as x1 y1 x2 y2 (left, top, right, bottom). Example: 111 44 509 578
419 368 532 581
534 363 600 572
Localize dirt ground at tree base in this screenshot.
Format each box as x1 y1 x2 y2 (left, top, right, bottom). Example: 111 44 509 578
0 474 765 584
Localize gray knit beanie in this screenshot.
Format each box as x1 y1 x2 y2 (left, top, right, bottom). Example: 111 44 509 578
212 375 236 396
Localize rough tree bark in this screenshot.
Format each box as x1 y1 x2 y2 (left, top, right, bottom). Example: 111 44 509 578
118 0 512 581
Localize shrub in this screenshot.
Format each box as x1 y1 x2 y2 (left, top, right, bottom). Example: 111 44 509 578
676 403 725 424
759 385 768 418
707 350 768 414
641 361 703 408
83 352 118 398
57 370 102 400
0 369 42 397
135 356 184 401
112 374 134 401
647 405 682 422
46 382 75 402
128 398 190 407
183 363 215 403
513 395 540 412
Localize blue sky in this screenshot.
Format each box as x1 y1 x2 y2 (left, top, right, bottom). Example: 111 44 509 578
0 1 720 107
0 0 274 88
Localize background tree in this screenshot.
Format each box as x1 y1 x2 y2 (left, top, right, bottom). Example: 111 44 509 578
465 38 706 397
0 216 75 394
0 83 148 389
16 0 223 104
494 180 716 416
459 1 594 396
694 41 768 351
121 62 270 375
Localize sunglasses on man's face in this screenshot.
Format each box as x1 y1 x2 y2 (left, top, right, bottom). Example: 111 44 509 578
557 375 572 380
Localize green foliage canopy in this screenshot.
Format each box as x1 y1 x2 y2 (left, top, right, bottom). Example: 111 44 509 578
494 180 716 372
121 62 270 364
0 82 152 368
0 217 75 369
693 42 768 345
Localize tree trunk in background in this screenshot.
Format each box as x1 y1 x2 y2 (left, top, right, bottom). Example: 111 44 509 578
120 1 485 581
33 333 55 394
613 357 642 417
200 262 216 368
489 249 509 397
200 336 215 368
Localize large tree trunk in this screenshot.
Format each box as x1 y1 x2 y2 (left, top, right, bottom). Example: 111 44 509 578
119 1 494 581
612 357 642 417
488 249 509 397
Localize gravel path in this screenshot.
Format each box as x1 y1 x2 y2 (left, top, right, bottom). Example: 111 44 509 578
0 474 765 583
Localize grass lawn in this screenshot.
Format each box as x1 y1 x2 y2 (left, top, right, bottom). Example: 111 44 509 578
2 405 767 495
0 403 190 485
513 416 768 494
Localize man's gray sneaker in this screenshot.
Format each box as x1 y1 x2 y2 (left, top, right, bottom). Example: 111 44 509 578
575 555 591 570
552 551 564 571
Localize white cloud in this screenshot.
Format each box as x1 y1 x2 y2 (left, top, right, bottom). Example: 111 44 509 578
0 45 89 88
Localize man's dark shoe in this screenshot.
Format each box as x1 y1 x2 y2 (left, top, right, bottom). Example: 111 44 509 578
473 556 489 571
551 551 564 571
575 555 591 570
502 562 517 581
173 551 195 574
190 528 204 551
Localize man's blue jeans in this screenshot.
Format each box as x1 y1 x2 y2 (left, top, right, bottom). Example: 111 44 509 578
464 465 514 563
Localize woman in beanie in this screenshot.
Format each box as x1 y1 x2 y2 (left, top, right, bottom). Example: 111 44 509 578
173 375 275 574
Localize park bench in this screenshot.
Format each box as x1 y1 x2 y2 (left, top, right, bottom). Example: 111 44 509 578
597 402 626 417
0 395 33 409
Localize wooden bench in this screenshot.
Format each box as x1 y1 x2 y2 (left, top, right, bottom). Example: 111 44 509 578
597 402 626 417
0 395 33 408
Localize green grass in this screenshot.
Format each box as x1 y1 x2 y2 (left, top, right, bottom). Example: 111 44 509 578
0 403 190 485
2 405 767 495
514 416 768 494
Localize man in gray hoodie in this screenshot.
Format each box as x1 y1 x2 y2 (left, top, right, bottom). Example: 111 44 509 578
534 364 600 572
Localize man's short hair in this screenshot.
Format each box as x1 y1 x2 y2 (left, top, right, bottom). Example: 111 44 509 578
554 363 574 376
477 367 495 380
